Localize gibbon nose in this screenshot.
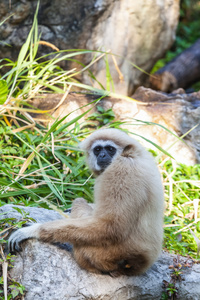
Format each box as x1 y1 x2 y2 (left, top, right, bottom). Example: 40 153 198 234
99 151 107 158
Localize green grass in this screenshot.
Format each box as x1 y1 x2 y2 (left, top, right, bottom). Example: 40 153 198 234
1 3 200 299
0 0 199 258
162 160 200 258
150 0 200 256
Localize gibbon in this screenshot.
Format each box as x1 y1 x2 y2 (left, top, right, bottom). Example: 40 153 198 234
8 128 164 276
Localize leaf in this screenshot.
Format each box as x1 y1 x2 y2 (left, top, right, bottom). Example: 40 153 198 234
105 54 114 92
0 79 8 104
36 155 65 203
12 207 26 215
189 228 200 256
11 286 20 298
129 131 174 159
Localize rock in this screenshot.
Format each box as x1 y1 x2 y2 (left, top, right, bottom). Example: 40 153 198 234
0 204 64 223
1 204 200 300
0 0 179 95
30 88 200 165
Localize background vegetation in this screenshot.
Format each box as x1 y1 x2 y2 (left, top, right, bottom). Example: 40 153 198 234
0 0 200 299
152 0 200 92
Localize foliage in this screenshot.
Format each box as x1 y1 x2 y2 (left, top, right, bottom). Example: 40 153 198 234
1 119 200 260
149 0 200 258
0 109 121 210
0 3 200 299
0 80 8 105
161 282 177 300
0 207 36 300
87 105 115 125
151 0 200 90
161 159 200 259
0 6 130 298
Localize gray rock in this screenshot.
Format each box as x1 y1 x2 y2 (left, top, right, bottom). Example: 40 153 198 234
0 204 64 223
1 204 200 299
0 0 179 95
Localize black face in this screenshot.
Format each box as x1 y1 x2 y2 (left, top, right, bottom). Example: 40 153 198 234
93 144 117 170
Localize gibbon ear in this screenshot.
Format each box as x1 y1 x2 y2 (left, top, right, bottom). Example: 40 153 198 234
122 144 135 157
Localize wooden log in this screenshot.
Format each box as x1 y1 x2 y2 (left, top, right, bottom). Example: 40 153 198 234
149 39 200 92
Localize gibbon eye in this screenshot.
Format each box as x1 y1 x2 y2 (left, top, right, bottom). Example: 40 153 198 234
94 146 101 152
93 146 102 156
105 145 117 155
105 145 114 151
108 146 114 151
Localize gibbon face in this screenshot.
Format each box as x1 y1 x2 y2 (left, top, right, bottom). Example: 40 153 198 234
90 140 123 172
80 128 138 175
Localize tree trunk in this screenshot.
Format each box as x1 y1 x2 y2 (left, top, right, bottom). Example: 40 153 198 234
149 39 200 92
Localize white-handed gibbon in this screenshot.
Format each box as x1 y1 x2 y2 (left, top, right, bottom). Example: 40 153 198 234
8 128 164 276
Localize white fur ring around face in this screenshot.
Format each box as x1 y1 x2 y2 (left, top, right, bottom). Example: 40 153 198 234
8 223 41 252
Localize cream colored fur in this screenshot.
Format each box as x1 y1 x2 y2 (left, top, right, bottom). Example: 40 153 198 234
8 128 164 276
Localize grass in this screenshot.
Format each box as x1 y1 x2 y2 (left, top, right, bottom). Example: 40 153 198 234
149 0 200 257
161 160 200 258
0 3 200 299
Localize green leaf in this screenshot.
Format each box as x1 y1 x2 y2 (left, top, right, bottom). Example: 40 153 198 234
11 287 20 298
0 79 8 104
36 155 65 203
129 131 174 159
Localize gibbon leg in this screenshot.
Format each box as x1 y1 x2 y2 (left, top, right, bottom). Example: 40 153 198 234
73 247 102 274
71 198 94 218
73 247 119 275
8 216 120 251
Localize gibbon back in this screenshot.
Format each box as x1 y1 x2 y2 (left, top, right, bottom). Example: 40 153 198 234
9 128 164 276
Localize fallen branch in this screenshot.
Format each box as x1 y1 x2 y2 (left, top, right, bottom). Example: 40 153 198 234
150 39 200 92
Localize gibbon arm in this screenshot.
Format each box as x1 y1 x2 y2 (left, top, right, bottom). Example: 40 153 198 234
8 215 125 252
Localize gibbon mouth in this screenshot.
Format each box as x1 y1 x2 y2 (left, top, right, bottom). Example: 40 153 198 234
98 162 110 170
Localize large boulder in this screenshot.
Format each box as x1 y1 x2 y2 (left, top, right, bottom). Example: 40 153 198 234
1 204 200 300
30 87 200 165
0 0 179 95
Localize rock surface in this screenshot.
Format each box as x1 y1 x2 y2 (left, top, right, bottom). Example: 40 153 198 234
30 87 200 165
0 0 179 95
0 204 64 223
1 204 200 300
